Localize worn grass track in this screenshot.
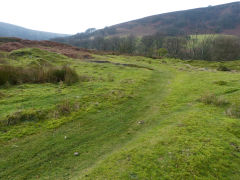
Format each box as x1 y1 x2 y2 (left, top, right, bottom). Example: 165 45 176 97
79 67 240 180
0 57 173 179
1 49 240 179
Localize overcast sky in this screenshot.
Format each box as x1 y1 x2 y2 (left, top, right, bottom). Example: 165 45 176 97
0 0 237 34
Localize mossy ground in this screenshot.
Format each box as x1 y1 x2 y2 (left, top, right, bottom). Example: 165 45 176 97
1 48 240 179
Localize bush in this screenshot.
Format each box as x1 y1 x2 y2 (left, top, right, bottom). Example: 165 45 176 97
157 48 168 57
199 93 229 106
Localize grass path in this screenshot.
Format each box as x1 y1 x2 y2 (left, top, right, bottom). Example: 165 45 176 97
1 55 240 179
0 64 173 179
80 67 240 179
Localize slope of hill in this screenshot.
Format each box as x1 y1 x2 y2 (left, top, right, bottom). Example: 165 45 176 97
1 39 240 179
54 1 240 46
0 22 69 40
112 1 240 36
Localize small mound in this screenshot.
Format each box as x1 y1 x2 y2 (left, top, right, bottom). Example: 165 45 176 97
0 38 93 59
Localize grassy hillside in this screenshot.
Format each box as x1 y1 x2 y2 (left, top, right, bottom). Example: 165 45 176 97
1 44 240 179
0 22 69 40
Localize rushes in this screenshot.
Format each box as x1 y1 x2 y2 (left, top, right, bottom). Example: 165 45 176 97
199 92 240 119
199 93 229 106
0 65 79 86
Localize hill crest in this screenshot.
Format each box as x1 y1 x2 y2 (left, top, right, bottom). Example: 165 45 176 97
0 22 69 40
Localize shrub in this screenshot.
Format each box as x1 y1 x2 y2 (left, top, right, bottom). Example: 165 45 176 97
157 48 168 57
199 93 229 106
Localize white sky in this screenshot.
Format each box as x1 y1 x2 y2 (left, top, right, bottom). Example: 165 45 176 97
0 0 237 34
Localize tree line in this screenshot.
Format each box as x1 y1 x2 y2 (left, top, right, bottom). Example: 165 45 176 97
57 32 240 61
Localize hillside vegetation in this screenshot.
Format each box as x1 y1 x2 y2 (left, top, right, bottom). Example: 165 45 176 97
53 2 240 61
0 22 68 40
54 2 240 45
1 39 240 179
55 33 240 61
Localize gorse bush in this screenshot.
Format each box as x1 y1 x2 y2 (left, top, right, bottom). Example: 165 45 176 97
0 65 79 86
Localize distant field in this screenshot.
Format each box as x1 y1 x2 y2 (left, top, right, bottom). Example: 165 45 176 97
189 34 236 40
1 45 240 179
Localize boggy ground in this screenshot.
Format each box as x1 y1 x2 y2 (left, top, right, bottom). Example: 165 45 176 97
0 43 240 179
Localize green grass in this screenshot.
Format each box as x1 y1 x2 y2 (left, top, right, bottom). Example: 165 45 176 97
1 48 240 179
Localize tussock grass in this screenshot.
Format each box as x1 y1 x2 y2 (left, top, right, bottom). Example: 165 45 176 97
217 65 231 71
0 109 46 126
0 65 79 86
56 100 72 116
199 92 229 106
0 91 5 98
0 99 80 127
214 80 228 86
78 75 92 82
226 104 240 118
